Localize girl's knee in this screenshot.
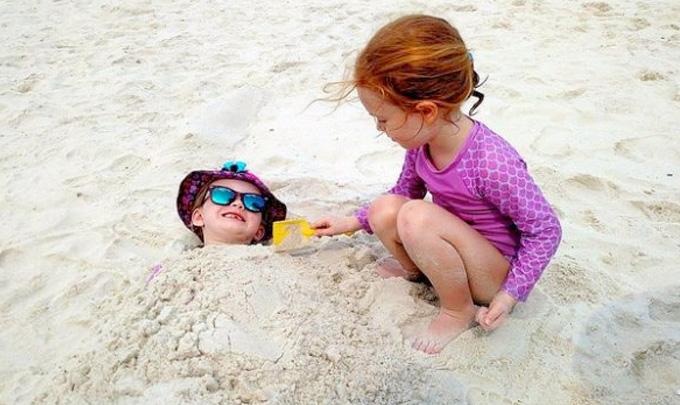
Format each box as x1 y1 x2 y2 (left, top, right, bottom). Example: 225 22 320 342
396 200 433 241
368 194 407 232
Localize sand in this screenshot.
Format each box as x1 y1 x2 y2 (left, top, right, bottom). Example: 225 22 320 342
1 0 679 403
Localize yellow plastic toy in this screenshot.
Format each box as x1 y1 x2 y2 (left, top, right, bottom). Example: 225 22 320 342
272 218 317 252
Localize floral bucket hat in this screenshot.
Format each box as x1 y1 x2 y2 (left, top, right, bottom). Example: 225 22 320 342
176 160 287 242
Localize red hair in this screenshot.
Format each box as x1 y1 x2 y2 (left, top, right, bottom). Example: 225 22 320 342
329 15 484 116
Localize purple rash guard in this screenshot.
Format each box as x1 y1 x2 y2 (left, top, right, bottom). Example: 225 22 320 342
355 120 562 302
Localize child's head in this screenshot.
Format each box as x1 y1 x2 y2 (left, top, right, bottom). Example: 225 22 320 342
329 15 483 147
353 15 483 116
177 161 287 246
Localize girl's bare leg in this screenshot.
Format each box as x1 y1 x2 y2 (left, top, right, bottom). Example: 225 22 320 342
368 195 423 280
396 200 510 354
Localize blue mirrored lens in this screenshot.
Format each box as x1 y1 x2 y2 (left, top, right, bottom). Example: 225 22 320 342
243 194 266 212
210 187 236 206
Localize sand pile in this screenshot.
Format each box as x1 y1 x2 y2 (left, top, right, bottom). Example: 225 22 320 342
35 243 465 404
32 240 680 404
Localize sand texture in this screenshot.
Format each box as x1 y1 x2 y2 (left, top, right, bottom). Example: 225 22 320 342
1 0 679 404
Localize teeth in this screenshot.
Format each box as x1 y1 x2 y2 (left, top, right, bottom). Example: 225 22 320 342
223 213 243 221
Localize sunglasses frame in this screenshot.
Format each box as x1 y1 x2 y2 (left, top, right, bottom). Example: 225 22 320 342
205 186 268 213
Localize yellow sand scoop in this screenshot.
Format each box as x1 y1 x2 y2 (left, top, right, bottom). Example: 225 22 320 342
272 218 317 252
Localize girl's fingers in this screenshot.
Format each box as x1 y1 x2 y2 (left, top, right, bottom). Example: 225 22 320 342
475 307 488 325
314 227 335 236
484 306 503 325
476 307 495 331
486 312 507 331
483 303 508 331
484 306 502 322
310 219 331 229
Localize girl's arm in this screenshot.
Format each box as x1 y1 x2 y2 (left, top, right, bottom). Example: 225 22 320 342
476 139 562 302
355 149 427 233
312 215 362 236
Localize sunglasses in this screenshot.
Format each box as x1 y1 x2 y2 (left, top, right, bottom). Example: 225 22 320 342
205 186 267 213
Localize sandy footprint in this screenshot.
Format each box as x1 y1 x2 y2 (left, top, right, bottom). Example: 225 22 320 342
628 17 651 31
13 73 44 94
451 5 476 12
270 61 304 74
614 135 680 163
631 200 680 223
649 290 680 322
530 126 576 157
638 70 666 82
582 209 606 232
538 255 622 305
564 173 620 197
573 286 680 403
652 223 680 250
630 340 680 390
511 288 555 322
582 2 613 16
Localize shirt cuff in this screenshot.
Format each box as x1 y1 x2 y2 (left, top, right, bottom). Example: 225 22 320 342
355 205 373 234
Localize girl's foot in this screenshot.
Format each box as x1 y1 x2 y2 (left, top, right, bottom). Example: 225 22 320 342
375 257 423 281
411 306 477 354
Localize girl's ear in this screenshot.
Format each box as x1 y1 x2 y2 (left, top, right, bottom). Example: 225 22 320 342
414 101 439 124
191 208 205 227
252 225 266 243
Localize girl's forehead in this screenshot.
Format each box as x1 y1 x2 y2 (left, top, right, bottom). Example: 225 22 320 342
357 87 397 115
210 178 260 194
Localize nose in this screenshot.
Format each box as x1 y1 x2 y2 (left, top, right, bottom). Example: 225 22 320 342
376 121 386 133
229 194 244 209
373 116 385 133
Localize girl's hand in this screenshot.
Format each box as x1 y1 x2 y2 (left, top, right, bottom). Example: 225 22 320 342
475 290 517 332
311 216 361 237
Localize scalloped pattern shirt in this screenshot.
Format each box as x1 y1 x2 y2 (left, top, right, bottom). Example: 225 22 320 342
355 120 562 302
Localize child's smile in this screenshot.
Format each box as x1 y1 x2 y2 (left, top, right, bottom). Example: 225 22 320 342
220 210 245 222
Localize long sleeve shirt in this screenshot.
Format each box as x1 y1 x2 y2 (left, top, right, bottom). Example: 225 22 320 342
355 120 562 302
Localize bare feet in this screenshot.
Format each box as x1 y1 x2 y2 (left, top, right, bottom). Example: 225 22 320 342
411 306 477 354
375 257 423 281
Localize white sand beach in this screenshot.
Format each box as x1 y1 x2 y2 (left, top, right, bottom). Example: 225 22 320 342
1 0 679 403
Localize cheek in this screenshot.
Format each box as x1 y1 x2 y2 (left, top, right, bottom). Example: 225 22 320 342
245 212 263 227
390 117 422 140
405 115 424 132
202 204 220 217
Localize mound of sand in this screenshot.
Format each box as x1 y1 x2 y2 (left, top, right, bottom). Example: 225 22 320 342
35 243 465 404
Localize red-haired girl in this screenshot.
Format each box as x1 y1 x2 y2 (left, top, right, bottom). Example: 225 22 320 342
313 15 562 354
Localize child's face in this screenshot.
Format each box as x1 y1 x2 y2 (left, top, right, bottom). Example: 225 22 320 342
357 87 437 150
191 179 266 245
